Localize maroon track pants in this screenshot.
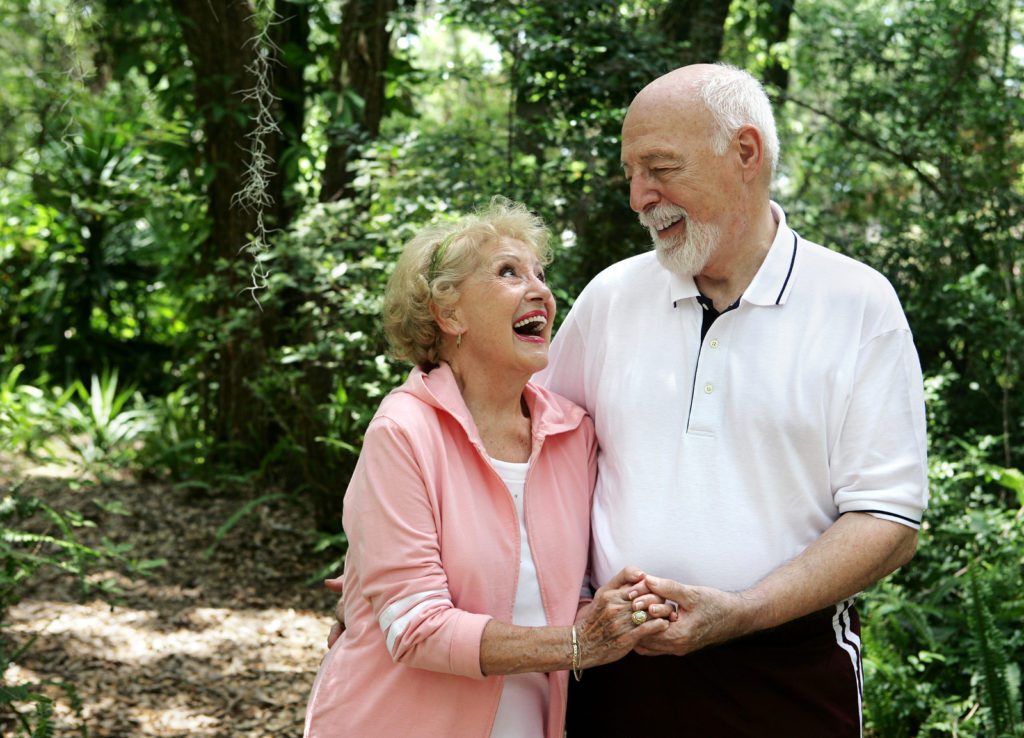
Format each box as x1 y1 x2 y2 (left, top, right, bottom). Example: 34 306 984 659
566 601 862 737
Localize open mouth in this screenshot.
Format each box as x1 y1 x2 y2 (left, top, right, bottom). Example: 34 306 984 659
513 311 547 339
640 206 687 234
657 213 685 234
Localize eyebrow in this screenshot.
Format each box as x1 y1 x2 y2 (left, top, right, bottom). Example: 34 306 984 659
621 152 680 169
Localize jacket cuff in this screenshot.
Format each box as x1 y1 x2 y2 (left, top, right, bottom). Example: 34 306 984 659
449 611 492 679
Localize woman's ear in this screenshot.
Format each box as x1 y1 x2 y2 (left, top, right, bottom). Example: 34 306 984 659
431 302 464 337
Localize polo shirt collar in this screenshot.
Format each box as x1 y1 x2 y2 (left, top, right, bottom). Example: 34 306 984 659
667 267 700 306
667 201 798 309
742 201 799 307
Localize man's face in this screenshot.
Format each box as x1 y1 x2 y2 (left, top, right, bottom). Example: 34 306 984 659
620 98 733 277
638 202 721 277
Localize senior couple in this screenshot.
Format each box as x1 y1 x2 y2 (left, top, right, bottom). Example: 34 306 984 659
304 63 928 738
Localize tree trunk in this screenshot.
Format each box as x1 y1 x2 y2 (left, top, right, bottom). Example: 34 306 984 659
759 0 796 94
662 0 733 65
320 0 396 202
269 0 311 229
172 0 270 466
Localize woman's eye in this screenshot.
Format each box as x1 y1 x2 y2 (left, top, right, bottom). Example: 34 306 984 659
536 271 546 283
499 266 517 277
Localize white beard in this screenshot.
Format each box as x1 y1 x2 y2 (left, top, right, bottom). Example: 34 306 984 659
639 203 720 277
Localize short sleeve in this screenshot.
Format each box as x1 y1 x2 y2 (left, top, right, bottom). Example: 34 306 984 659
830 329 929 527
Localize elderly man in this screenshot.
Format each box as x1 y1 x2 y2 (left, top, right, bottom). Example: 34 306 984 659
540 63 927 736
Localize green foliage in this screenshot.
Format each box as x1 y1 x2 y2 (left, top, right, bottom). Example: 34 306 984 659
861 431 1024 736
1 0 1023 731
0 486 101 736
204 492 287 559
56 369 154 473
0 365 56 458
244 198 408 526
135 385 209 481
308 529 348 585
966 567 1023 737
784 0 1024 454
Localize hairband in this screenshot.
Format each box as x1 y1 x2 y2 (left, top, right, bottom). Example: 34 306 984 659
428 232 457 283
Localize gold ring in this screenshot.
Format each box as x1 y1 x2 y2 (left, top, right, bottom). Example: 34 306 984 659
631 610 649 626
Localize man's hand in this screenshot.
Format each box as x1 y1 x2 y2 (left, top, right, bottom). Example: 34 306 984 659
629 576 758 657
325 576 346 649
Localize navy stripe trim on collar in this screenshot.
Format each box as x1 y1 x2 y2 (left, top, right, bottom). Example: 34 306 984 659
775 231 798 305
843 508 921 525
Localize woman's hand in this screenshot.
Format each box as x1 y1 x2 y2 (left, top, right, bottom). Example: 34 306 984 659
623 576 679 623
574 567 671 668
325 576 346 649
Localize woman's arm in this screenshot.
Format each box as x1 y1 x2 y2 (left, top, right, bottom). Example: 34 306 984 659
479 567 669 676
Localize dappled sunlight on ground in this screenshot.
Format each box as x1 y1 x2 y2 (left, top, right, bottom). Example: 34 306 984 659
7 601 326 669
2 468 341 737
5 600 328 736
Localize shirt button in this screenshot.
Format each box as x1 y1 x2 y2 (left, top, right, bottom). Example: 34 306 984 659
704 383 714 394
709 339 719 348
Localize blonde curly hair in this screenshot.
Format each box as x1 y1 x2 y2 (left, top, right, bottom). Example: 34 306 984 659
383 197 552 370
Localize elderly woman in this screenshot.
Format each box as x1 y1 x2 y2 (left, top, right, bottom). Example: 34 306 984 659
303 199 668 737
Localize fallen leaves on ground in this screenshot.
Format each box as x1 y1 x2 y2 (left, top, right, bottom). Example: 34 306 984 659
1 464 341 738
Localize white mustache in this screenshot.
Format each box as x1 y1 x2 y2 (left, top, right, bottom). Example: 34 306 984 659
638 204 687 232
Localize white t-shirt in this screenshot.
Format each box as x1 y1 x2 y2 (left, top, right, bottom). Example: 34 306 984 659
538 202 928 593
487 456 549 738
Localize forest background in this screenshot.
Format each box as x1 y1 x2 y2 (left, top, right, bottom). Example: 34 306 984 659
1 0 1022 736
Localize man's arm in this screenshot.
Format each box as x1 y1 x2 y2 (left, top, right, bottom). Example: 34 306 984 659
630 512 917 656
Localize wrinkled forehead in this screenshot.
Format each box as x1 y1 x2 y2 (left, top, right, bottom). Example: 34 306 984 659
621 108 706 170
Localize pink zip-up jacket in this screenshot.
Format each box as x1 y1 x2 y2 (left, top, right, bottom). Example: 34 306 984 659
304 362 597 738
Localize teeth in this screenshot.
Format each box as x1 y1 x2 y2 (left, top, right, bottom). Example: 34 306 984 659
647 213 683 231
514 314 547 331
640 206 686 232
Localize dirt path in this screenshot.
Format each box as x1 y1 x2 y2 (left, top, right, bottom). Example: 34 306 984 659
2 463 340 737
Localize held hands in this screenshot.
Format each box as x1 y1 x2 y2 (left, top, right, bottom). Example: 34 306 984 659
324 567 755 661
574 567 671 669
627 575 759 657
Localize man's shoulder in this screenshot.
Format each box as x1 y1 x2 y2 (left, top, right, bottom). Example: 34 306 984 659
579 251 664 297
792 236 909 331
796 237 897 296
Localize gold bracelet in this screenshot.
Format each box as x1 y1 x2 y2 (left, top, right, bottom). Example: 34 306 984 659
571 625 582 681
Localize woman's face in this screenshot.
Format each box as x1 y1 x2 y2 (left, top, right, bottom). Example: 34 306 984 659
450 236 555 379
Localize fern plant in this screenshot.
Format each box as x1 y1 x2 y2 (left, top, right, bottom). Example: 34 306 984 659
966 566 1023 737
0 485 97 736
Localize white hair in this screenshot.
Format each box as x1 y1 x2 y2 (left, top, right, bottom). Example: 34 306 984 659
695 63 780 172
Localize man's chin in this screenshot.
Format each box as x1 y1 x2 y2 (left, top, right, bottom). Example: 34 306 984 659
654 240 697 278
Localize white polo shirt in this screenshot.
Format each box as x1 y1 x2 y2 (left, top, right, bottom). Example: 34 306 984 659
538 203 928 593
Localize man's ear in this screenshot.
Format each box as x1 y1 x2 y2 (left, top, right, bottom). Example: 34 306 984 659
735 124 765 183
430 302 464 337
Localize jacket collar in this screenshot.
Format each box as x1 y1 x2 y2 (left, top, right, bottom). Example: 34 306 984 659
397 362 587 448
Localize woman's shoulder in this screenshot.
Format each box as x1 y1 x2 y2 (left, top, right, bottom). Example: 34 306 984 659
525 381 592 436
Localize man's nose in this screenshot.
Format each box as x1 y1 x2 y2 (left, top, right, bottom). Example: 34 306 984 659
629 173 660 213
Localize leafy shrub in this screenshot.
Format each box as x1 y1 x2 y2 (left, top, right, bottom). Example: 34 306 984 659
0 365 61 458
241 198 415 529
56 369 155 473
862 433 1024 737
